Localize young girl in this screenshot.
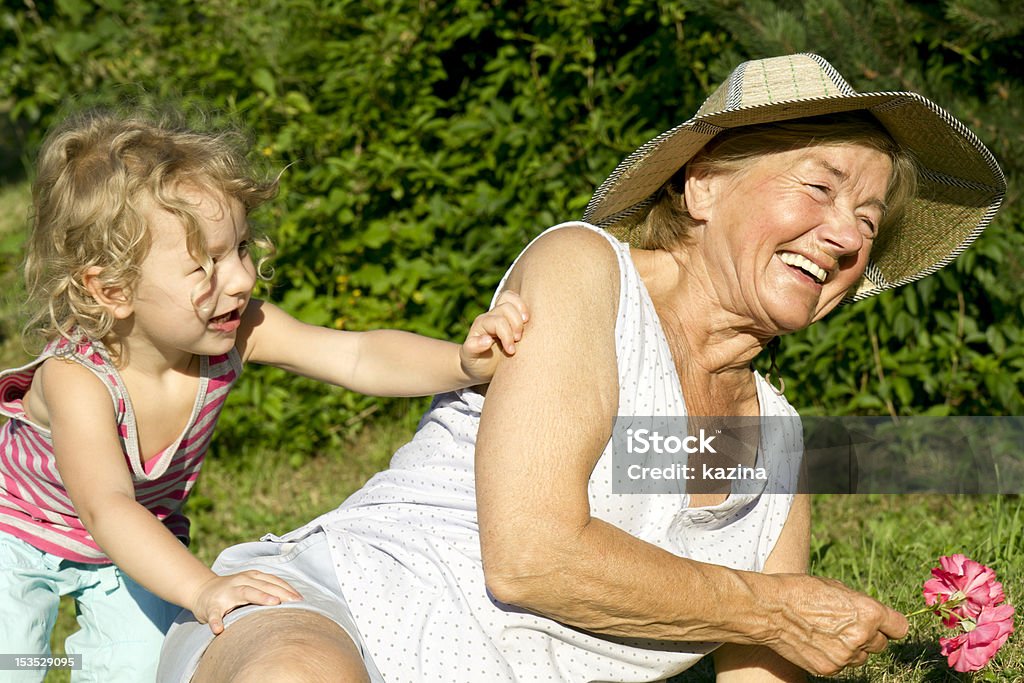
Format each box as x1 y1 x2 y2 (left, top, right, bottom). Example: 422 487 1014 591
0 106 528 682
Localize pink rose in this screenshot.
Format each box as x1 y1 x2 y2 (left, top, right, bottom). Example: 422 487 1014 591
922 553 1005 626
939 603 1016 673
909 555 1016 672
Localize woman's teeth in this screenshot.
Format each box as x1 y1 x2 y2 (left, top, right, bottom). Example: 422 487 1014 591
779 252 827 284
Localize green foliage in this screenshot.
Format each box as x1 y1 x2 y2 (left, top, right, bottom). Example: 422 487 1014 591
4 5 1018 678
0 183 30 369
1 0 1021 462
1 0 733 457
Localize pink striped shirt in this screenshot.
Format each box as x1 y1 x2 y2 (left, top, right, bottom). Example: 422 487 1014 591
0 335 240 564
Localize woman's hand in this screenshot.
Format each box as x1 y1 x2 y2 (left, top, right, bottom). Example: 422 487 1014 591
190 571 303 635
765 573 908 676
459 290 529 383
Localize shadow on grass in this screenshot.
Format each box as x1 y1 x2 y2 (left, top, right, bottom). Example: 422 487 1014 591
888 638 977 682
667 639 977 683
890 637 939 663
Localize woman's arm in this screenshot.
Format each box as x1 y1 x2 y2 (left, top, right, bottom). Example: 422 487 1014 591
41 360 301 633
712 494 811 682
237 293 527 396
475 227 906 677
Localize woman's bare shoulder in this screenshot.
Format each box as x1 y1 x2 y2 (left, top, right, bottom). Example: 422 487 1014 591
504 225 621 304
518 224 619 263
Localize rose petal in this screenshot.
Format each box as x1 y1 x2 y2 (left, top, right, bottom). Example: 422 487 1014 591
924 555 1006 614
940 603 1016 672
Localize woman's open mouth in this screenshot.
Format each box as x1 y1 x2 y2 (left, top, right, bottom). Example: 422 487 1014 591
778 251 827 285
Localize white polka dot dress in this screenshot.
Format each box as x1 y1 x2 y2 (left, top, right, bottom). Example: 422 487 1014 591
288 222 803 681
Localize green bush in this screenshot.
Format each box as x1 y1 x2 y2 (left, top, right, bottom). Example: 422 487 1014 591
1 0 1020 461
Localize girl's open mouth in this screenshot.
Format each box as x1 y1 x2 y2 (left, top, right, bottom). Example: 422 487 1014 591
208 308 241 333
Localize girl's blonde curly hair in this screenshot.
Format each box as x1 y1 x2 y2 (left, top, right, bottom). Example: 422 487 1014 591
24 104 278 350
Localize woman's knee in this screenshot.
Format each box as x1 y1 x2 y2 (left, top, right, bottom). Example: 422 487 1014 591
192 608 370 683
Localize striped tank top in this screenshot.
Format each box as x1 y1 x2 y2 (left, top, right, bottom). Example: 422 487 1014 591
0 335 241 563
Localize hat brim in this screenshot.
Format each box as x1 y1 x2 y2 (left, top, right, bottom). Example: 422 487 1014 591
584 92 1005 302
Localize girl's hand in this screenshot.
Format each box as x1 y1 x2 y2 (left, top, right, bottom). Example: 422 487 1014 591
191 570 303 635
460 290 530 383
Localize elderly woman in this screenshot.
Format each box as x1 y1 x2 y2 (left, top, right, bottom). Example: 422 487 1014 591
159 54 1004 682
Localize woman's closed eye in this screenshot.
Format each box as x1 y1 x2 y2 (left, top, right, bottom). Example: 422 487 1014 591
859 216 878 237
807 183 879 236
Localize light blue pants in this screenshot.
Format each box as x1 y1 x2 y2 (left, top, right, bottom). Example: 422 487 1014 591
0 533 180 683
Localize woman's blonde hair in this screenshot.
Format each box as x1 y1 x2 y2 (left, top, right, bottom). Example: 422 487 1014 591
626 111 919 250
24 104 278 348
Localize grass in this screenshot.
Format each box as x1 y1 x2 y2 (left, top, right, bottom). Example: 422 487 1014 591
666 495 1024 682
1 180 1018 681
809 495 1020 682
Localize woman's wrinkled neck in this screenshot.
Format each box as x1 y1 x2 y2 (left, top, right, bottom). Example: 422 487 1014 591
632 245 767 378
634 245 763 419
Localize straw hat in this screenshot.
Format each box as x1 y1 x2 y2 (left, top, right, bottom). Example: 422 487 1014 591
582 53 1006 302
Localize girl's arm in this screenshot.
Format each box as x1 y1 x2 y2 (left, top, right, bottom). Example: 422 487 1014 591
41 359 301 634
237 292 528 396
474 227 906 677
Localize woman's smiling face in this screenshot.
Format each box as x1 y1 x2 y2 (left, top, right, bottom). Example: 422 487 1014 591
687 142 892 334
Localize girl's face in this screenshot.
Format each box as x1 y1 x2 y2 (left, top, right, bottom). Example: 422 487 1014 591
690 143 891 334
125 186 256 367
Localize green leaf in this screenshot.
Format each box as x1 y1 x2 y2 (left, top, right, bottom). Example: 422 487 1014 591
251 68 277 96
51 31 100 64
56 0 92 25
